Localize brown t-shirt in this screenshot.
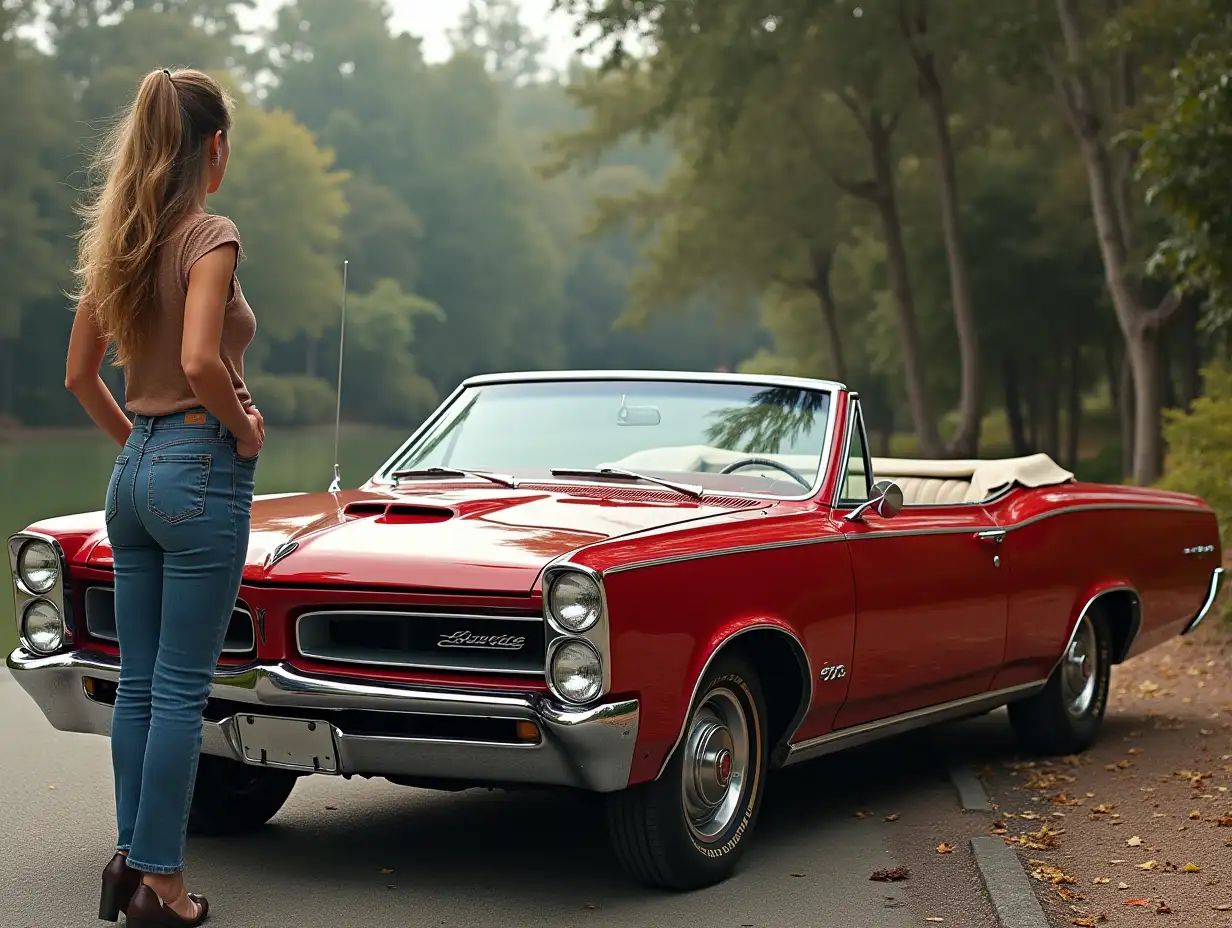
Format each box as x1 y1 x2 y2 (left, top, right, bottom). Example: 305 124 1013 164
122 211 257 416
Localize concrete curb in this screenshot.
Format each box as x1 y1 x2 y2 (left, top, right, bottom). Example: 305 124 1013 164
948 763 993 812
970 837 1051 928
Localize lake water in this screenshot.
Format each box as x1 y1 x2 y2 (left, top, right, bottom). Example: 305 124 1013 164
1 425 407 653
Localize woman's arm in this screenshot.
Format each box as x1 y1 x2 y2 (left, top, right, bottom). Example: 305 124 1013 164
181 244 259 447
65 308 133 447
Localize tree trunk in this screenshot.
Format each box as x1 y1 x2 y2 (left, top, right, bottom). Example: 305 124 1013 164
1042 359 1061 460
1002 355 1030 456
1119 345 1134 480
910 32 982 457
1052 0 1180 484
1024 363 1040 452
869 122 944 458
1104 338 1120 414
1065 344 1082 469
1179 298 1201 409
0 339 12 418
809 248 849 384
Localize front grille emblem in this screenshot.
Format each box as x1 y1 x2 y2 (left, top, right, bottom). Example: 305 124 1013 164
437 630 526 651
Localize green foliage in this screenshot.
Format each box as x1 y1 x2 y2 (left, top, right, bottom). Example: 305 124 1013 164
1160 363 1232 544
210 103 348 345
1137 6 1232 327
248 374 336 426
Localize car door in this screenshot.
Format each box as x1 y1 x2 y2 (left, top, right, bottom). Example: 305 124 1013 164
829 398 1009 729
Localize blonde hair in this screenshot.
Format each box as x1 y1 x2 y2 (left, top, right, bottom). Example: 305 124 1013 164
73 68 233 366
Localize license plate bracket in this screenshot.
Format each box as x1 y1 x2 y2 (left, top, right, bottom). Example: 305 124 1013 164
235 714 338 774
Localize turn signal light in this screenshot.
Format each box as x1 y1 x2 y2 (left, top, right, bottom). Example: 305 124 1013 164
515 720 541 744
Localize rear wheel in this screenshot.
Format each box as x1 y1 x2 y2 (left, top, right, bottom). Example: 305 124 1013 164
1009 606 1112 755
606 655 767 890
187 755 299 835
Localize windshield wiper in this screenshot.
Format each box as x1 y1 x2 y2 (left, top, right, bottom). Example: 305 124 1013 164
391 467 518 489
549 467 704 499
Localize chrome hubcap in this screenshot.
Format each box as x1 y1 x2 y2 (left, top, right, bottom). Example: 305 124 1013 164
1062 615 1098 717
681 689 750 840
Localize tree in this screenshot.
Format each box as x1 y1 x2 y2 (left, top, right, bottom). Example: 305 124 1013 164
449 0 552 84
0 11 76 417
209 102 348 371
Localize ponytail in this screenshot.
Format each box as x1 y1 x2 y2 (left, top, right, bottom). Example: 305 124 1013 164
73 68 232 366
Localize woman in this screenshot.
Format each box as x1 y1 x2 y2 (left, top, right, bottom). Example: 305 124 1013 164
65 67 264 928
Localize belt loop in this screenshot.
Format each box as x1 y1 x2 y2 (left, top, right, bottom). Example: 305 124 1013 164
143 415 153 435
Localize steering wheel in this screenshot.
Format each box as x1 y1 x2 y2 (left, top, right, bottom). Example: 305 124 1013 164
719 457 811 489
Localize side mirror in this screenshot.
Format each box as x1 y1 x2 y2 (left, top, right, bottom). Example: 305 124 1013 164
844 479 904 523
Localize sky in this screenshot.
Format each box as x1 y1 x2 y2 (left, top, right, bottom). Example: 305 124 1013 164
239 0 584 68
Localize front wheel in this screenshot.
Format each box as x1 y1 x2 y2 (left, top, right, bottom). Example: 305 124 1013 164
187 755 299 835
1008 606 1112 756
605 655 767 890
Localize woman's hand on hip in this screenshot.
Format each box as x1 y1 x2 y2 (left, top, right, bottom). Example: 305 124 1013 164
237 408 264 459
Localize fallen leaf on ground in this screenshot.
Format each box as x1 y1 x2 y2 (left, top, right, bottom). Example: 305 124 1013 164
1031 862 1077 885
1124 899 1151 906
924 918 944 923
870 867 910 882
1183 862 1201 873
1127 836 1143 846
1059 888 1087 901
1092 804 1115 814
1092 877 1111 884
1156 902 1172 914
936 843 954 854
884 813 900 822
1138 861 1158 871
1188 810 1201 820
1217 816 1232 827
990 820 1008 835
790 872 804 878
379 868 394 875
1213 904 1232 911
1070 916 1108 926
1118 882 1130 890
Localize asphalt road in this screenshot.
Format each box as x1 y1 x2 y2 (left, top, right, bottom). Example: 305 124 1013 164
1 671 1006 928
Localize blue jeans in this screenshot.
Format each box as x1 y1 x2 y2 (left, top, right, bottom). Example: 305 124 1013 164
104 409 257 874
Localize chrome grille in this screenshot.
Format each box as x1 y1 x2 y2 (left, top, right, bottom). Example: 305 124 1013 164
295 609 544 676
83 586 256 655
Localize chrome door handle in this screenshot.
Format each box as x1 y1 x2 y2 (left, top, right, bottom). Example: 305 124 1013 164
975 529 1006 545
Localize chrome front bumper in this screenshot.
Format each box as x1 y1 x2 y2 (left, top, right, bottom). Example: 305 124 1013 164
6 649 639 793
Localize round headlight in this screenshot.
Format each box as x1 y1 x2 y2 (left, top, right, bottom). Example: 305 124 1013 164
18 540 58 595
550 639 603 704
548 571 602 632
22 600 64 655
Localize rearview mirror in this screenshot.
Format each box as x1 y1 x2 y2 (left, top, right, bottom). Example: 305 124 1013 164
844 479 904 523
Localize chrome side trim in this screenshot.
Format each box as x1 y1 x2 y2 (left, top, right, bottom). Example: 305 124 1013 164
601 502 1210 575
784 681 1045 765
6 648 640 792
654 624 813 780
1183 566 1223 635
602 534 844 576
1049 585 1140 673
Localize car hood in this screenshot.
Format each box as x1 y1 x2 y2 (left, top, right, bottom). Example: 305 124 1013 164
71 486 762 593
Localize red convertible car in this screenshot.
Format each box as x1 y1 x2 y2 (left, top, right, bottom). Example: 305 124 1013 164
6 371 1224 889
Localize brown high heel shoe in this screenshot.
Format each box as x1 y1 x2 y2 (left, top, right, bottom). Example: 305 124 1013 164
98 852 142 922
124 883 210 928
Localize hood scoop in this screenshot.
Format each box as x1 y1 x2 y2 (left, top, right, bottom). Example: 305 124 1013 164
343 501 455 524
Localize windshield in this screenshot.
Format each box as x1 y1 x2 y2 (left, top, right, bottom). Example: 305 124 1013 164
376 379 835 498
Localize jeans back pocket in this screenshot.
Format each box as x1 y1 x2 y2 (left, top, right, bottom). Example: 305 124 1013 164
147 453 212 524
105 454 129 522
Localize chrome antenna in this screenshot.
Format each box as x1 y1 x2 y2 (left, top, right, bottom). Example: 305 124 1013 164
327 259 349 493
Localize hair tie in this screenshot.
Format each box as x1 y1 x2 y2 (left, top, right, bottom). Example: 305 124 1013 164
162 68 172 79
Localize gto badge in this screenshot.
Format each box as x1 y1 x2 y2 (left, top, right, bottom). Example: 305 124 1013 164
1183 544 1215 556
819 663 847 682
437 630 526 651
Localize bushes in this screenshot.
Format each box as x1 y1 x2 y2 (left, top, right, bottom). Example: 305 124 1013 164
1160 363 1232 548
247 374 336 426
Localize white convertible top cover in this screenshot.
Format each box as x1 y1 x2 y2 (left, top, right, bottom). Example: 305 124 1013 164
607 446 1074 504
